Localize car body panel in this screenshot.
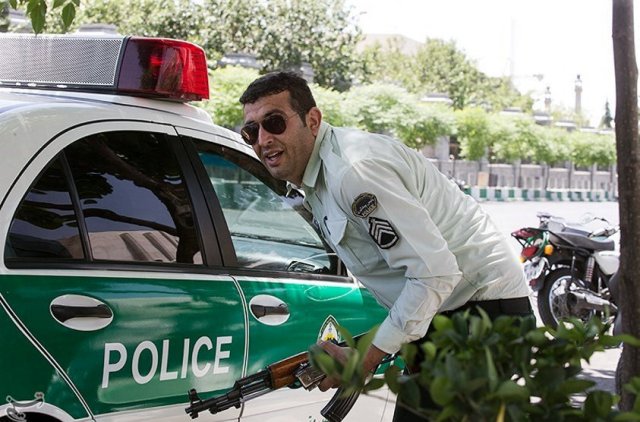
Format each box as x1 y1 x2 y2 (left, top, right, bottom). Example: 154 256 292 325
0 68 393 421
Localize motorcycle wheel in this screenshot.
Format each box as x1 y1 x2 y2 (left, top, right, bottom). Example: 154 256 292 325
538 268 595 328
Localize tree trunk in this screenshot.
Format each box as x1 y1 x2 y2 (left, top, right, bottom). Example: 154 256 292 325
612 0 640 411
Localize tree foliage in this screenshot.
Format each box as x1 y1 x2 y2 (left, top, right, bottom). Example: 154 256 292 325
198 67 260 130
259 0 362 90
74 0 204 41
359 38 532 113
199 0 264 63
455 107 492 161
344 84 454 148
571 131 617 168
5 0 78 33
312 84 358 128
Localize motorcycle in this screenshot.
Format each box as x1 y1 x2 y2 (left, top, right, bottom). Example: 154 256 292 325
511 212 619 328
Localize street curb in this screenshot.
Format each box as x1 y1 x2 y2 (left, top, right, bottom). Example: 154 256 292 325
468 187 618 202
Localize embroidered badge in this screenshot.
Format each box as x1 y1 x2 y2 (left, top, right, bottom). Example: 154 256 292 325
369 217 399 249
352 193 378 218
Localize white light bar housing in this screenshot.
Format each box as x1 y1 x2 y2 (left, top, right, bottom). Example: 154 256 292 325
0 34 210 101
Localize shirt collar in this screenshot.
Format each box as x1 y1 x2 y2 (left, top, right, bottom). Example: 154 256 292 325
301 121 330 189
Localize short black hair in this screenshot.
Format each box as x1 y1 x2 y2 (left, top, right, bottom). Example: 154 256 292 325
239 71 317 122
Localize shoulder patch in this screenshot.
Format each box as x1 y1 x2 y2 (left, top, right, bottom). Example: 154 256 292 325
352 193 378 218
368 217 399 249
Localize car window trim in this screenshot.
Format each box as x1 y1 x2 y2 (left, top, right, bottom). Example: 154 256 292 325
59 150 94 261
169 133 223 266
181 135 239 266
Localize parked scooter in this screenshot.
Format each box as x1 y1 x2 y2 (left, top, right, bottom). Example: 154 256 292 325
511 212 619 327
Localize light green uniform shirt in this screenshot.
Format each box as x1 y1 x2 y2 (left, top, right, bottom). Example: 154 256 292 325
300 123 529 354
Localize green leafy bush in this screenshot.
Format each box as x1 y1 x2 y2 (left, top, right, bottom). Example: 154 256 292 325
312 312 640 421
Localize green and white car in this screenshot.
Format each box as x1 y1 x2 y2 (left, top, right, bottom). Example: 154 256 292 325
0 34 391 422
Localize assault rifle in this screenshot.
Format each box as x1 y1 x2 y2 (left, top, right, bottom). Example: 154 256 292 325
185 342 369 422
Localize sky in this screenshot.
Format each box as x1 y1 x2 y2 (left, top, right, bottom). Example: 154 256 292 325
346 0 636 126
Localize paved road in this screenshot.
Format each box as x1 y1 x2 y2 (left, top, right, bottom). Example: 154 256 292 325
478 200 621 399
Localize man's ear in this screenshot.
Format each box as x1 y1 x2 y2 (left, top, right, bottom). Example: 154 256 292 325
306 107 322 136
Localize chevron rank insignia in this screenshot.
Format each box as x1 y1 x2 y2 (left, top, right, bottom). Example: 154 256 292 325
368 217 399 249
352 193 377 218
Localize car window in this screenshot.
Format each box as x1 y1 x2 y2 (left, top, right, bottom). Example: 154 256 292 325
192 140 339 275
6 156 84 260
65 132 203 264
6 131 203 265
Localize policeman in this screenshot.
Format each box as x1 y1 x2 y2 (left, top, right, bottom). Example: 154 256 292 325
239 71 532 421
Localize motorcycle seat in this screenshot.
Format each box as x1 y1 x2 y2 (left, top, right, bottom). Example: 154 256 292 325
554 232 616 251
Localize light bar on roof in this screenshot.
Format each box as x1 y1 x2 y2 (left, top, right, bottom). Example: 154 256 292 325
0 34 210 102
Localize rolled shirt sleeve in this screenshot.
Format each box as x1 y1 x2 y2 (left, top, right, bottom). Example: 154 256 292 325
374 275 462 354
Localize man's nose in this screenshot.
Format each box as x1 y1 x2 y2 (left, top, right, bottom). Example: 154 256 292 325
256 125 273 146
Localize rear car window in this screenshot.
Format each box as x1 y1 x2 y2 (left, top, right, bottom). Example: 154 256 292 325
6 131 203 265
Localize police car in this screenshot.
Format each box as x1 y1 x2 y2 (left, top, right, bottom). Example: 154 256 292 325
0 34 392 421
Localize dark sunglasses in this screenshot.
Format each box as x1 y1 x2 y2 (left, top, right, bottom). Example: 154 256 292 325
240 113 298 145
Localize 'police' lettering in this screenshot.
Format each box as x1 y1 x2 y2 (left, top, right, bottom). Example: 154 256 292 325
213 336 232 374
101 336 233 389
132 341 158 384
102 343 127 388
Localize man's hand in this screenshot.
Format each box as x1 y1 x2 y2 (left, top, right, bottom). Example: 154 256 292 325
316 341 387 391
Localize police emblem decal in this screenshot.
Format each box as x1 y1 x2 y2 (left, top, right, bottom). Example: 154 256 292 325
318 315 342 342
368 217 399 249
352 193 377 218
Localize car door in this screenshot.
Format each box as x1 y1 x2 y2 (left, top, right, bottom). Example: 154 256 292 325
0 122 246 421
178 128 391 421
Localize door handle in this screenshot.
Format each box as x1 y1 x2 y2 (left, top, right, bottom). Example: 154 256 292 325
248 295 290 326
50 304 113 322
50 294 114 331
250 303 289 318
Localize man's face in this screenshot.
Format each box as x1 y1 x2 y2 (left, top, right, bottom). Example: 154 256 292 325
242 91 320 185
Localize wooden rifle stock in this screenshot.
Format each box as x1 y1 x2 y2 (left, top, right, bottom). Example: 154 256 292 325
268 351 308 389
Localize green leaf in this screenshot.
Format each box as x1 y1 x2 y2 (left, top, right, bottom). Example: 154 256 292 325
341 350 360 383
384 365 402 394
432 314 453 332
356 326 377 358
613 413 640 421
399 378 421 408
525 329 548 346
617 334 640 348
336 325 355 349
400 342 418 368
493 380 530 402
61 2 75 29
584 390 614 418
26 0 46 34
485 346 498 391
436 405 458 421
9 0 18 9
558 379 596 395
421 341 437 361
52 0 64 9
309 346 336 376
430 376 454 406
363 377 385 393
